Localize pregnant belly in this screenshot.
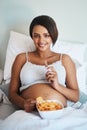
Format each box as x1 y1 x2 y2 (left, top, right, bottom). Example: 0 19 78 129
21 83 67 107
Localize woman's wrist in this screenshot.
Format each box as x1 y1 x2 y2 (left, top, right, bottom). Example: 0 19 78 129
52 82 60 91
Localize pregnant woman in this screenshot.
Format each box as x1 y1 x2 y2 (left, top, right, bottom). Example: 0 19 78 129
9 15 79 112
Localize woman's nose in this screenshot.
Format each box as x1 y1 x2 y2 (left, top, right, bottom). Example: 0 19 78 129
39 36 44 43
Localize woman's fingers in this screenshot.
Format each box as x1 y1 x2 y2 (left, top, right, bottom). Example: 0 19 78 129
24 98 36 112
46 70 56 82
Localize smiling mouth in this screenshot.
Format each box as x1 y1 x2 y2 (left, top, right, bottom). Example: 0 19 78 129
38 43 46 47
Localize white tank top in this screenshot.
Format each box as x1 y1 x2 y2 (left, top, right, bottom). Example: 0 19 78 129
20 53 66 92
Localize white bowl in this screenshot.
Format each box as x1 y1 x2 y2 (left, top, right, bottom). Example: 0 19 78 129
36 100 64 119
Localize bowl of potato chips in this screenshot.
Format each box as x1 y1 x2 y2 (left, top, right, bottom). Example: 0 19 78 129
36 97 64 119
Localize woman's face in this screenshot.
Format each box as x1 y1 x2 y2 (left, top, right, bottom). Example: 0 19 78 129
32 25 52 51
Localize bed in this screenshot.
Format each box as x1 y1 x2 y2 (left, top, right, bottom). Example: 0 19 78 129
0 31 87 130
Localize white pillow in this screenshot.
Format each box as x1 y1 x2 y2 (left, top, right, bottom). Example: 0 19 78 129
52 40 87 65
4 31 36 81
75 61 87 94
4 31 87 93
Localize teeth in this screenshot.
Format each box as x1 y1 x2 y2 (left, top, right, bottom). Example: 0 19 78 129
39 43 45 47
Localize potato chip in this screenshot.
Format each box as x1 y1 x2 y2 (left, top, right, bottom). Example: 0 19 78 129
36 97 43 103
36 97 63 111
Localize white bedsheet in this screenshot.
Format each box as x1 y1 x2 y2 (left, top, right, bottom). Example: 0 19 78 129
0 102 87 130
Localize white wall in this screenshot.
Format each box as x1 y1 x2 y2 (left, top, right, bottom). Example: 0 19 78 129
0 0 87 69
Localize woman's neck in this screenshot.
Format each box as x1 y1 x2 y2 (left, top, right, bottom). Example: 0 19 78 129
35 50 52 58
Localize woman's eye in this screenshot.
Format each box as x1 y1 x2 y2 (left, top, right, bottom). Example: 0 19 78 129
33 34 40 38
44 34 50 38
33 34 50 39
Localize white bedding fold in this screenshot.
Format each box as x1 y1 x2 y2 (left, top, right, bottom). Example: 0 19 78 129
0 102 87 130
0 89 11 104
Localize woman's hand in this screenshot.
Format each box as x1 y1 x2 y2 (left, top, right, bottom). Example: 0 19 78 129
24 98 36 112
45 66 59 90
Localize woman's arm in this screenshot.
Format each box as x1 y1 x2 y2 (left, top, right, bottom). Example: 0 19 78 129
9 54 26 109
46 54 79 102
60 54 79 102
9 53 36 111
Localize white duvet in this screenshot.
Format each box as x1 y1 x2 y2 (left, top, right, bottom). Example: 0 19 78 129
0 101 87 130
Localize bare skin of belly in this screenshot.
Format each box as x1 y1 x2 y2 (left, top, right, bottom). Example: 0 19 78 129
21 83 67 107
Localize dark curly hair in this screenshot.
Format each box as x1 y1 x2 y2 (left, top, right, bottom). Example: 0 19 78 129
29 15 58 45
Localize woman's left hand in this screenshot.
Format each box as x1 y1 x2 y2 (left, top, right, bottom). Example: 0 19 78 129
45 66 59 90
24 98 36 112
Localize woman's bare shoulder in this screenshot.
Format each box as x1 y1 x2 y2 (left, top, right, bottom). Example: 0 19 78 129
13 53 27 67
16 52 26 60
62 54 75 66
54 53 71 61
62 53 71 60
16 52 26 58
